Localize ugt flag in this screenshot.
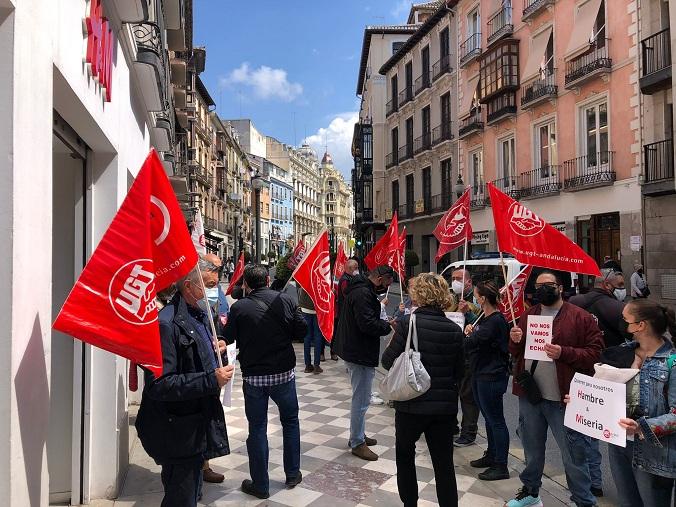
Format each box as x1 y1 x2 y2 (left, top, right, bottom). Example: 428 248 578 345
498 265 533 322
433 188 472 262
225 251 245 296
334 241 348 281
364 212 399 271
287 239 307 269
191 209 207 255
396 227 407 280
292 231 335 341
487 183 601 277
53 149 197 376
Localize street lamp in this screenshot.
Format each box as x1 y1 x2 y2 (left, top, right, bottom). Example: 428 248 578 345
455 171 466 199
249 167 264 264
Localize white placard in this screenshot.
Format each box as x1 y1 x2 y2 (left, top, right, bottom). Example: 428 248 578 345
222 342 238 407
630 235 642 252
445 312 466 329
564 373 627 447
524 315 553 362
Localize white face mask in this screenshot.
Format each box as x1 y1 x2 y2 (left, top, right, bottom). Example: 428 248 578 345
452 280 464 295
205 287 219 305
196 298 211 313
352 270 360 276
614 288 627 301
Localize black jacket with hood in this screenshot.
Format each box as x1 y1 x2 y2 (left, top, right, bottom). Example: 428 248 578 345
569 288 625 348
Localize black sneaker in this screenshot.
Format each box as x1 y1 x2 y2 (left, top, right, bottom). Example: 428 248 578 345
591 487 604 498
470 452 494 468
285 471 303 489
453 435 476 447
241 479 269 499
478 465 510 481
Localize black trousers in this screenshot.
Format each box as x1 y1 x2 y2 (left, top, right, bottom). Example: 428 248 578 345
160 460 203 507
395 411 458 507
457 365 479 439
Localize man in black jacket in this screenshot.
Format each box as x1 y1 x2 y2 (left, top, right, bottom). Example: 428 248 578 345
135 258 234 507
334 265 394 461
223 265 308 499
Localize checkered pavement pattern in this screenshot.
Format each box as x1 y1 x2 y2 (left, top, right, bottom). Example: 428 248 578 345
115 344 575 507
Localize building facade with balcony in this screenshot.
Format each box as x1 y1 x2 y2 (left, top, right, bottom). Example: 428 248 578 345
266 159 295 256
320 153 354 252
453 0 642 280
379 2 461 274
0 0 190 503
638 0 676 306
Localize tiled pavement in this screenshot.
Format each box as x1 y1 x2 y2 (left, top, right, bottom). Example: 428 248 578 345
106 344 589 507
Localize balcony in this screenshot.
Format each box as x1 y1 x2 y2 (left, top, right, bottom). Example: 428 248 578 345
433 54 453 81
519 167 561 198
415 71 432 95
429 194 451 213
398 86 414 108
459 33 482 68
563 152 615 191
490 176 520 200
414 132 432 155
640 29 672 95
564 40 612 89
486 92 517 125
643 139 674 195
459 110 484 139
522 0 555 22
386 98 398 117
398 144 414 163
470 184 488 209
521 70 558 108
432 121 454 145
129 22 166 112
398 204 415 220
487 6 513 46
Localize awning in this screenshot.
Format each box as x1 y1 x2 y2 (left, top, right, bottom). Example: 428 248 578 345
565 0 603 57
459 75 481 119
522 27 553 82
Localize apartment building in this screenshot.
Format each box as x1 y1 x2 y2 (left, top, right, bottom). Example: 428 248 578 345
379 2 460 273
320 153 354 251
638 0 676 306
447 0 642 284
266 159 295 256
352 14 426 258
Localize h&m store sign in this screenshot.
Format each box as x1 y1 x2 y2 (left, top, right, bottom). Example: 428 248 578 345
83 0 114 102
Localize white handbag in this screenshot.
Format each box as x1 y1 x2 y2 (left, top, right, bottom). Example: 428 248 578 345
379 314 431 401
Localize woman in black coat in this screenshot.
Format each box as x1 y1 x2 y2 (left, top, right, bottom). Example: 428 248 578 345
381 273 464 507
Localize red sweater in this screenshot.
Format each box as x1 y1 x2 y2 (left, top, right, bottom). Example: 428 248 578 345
509 302 603 401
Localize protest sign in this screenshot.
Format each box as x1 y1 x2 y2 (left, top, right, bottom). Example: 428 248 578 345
445 312 466 330
222 342 238 407
564 373 626 447
524 315 553 361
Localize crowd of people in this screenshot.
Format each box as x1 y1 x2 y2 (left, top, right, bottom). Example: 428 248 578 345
135 250 676 507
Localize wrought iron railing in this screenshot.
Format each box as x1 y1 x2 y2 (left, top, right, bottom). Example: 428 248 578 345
490 176 520 199
487 6 513 44
414 132 432 155
644 139 674 183
486 92 517 123
386 98 398 116
522 0 555 21
398 144 413 163
433 54 453 80
460 33 482 66
641 28 671 77
459 109 484 137
563 152 615 190
565 40 612 86
432 121 454 145
470 183 488 209
519 166 561 198
386 151 398 168
398 86 414 107
521 70 558 107
131 22 162 55
415 71 432 94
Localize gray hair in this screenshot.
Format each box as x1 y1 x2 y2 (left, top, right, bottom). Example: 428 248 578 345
177 258 218 291
594 268 622 288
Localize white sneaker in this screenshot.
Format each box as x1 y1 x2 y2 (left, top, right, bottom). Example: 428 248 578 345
370 392 385 405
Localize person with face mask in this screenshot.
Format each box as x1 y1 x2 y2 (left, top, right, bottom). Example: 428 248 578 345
333 265 395 461
505 271 603 507
332 258 360 360
631 263 649 299
135 258 234 507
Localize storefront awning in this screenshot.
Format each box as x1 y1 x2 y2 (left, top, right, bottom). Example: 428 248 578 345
459 75 481 119
565 0 603 57
522 27 553 82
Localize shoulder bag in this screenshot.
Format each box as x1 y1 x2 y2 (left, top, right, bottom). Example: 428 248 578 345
379 314 431 401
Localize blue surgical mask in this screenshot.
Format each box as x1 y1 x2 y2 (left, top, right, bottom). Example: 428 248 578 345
196 298 211 313
206 286 220 305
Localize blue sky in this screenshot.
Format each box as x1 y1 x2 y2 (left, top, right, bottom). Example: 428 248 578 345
194 0 415 178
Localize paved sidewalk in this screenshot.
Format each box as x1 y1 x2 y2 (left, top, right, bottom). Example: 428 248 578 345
103 344 582 507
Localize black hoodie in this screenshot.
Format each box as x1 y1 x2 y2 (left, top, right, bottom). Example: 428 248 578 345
333 275 392 367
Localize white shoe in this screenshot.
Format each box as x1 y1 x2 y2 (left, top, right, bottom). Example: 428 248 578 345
370 392 384 405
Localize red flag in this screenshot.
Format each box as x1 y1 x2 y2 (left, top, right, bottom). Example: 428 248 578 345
334 241 348 281
498 265 533 321
287 240 307 269
433 188 472 262
293 231 335 341
225 252 245 296
364 212 399 271
396 227 407 280
487 183 601 277
53 149 198 376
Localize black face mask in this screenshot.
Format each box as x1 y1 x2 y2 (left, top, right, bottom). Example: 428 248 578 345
535 285 560 307
375 285 388 295
618 319 635 341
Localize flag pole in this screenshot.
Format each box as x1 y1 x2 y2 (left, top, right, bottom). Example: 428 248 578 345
195 261 224 368
499 251 517 326
282 230 326 292
460 237 468 301
470 264 529 327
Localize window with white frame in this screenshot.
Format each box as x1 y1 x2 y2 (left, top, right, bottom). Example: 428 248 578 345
534 120 557 177
498 136 516 185
468 8 480 38
469 149 484 196
580 101 609 167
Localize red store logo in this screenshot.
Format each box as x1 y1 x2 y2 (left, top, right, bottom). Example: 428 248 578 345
85 0 114 102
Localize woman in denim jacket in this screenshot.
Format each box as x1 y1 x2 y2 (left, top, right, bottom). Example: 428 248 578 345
607 299 676 507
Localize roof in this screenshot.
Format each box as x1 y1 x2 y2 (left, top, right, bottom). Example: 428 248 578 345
356 25 419 95
195 76 216 107
321 152 333 165
407 1 443 24
379 0 458 76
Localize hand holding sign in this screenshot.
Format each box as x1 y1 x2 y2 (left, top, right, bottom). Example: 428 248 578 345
524 315 554 362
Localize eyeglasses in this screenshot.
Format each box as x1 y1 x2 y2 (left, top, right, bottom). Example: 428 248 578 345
534 282 558 289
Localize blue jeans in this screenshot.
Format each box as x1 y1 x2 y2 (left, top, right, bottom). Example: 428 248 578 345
303 313 322 366
585 438 603 489
518 397 596 506
345 361 375 448
634 466 675 507
608 440 644 507
243 379 301 494
472 375 509 465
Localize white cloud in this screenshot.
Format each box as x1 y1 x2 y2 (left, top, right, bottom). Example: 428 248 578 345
391 0 411 19
305 112 359 180
220 63 303 102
